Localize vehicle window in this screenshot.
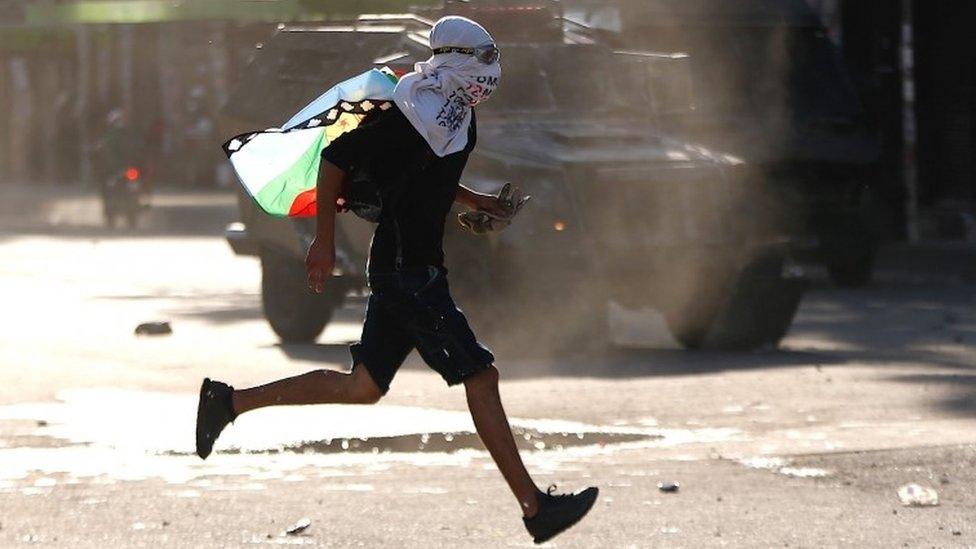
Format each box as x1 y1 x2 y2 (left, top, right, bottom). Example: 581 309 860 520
482 46 554 111
484 45 639 113
546 48 628 111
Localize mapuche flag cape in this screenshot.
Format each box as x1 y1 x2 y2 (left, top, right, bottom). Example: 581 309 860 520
222 69 397 218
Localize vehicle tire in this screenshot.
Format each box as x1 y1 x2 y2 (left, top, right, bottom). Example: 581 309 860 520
665 307 714 350
261 252 342 343
664 298 716 350
662 258 735 350
665 250 805 351
822 215 879 288
821 188 882 288
705 250 806 350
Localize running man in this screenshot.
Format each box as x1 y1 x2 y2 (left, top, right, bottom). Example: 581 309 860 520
196 16 598 544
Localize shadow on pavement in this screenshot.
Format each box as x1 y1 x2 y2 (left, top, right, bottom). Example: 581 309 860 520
125 281 974 381
174 303 265 324
95 292 265 325
885 373 976 416
482 347 846 381
785 282 976 370
258 328 844 380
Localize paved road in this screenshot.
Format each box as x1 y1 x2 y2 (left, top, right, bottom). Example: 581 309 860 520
0 204 974 547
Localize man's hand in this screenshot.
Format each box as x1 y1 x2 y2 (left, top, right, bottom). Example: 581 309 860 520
305 235 335 293
456 186 509 217
308 159 343 293
468 192 510 218
457 183 530 235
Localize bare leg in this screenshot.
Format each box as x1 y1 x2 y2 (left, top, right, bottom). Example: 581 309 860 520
464 366 541 518
232 365 382 415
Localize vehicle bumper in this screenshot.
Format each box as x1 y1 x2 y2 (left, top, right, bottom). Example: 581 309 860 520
225 222 261 257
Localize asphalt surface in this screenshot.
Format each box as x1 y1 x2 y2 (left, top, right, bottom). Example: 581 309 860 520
0 188 975 548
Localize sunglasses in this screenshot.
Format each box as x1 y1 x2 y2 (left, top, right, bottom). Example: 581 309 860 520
432 44 500 65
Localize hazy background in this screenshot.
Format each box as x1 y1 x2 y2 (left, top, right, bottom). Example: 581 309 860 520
0 0 972 242
1 3 975 547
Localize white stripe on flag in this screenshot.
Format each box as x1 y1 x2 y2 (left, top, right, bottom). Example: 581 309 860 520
229 127 325 197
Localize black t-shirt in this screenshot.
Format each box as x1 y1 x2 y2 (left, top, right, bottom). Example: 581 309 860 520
321 105 476 274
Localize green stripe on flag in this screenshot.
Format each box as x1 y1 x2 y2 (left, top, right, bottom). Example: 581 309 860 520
254 129 328 218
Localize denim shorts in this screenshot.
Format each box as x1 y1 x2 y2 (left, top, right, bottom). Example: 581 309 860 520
350 266 495 394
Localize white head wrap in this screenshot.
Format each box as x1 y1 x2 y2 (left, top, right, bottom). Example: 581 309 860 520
392 16 501 157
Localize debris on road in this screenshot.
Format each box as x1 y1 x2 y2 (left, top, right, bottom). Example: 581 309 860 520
657 481 680 493
778 466 830 478
285 517 311 536
134 321 172 336
897 484 939 507
738 456 829 478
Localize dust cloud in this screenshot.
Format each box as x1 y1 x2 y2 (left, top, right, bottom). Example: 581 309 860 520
0 1 835 353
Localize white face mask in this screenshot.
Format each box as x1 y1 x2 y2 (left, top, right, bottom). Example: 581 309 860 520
464 72 500 106
392 16 501 157
428 57 500 132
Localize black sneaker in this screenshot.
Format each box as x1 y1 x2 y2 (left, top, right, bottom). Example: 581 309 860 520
523 485 599 544
195 378 237 460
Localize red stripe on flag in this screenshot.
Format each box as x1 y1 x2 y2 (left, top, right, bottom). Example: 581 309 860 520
288 188 318 218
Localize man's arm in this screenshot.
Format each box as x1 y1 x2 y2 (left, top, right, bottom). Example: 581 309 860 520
305 160 346 293
455 185 482 209
456 184 509 217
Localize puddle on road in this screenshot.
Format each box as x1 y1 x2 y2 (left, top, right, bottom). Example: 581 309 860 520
0 389 663 455
0 388 736 488
738 456 831 478
197 429 649 456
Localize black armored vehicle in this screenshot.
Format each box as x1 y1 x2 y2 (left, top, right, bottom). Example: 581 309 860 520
222 1 806 351
576 0 884 286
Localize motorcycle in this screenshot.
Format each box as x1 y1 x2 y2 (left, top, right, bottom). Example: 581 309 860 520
101 166 150 229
